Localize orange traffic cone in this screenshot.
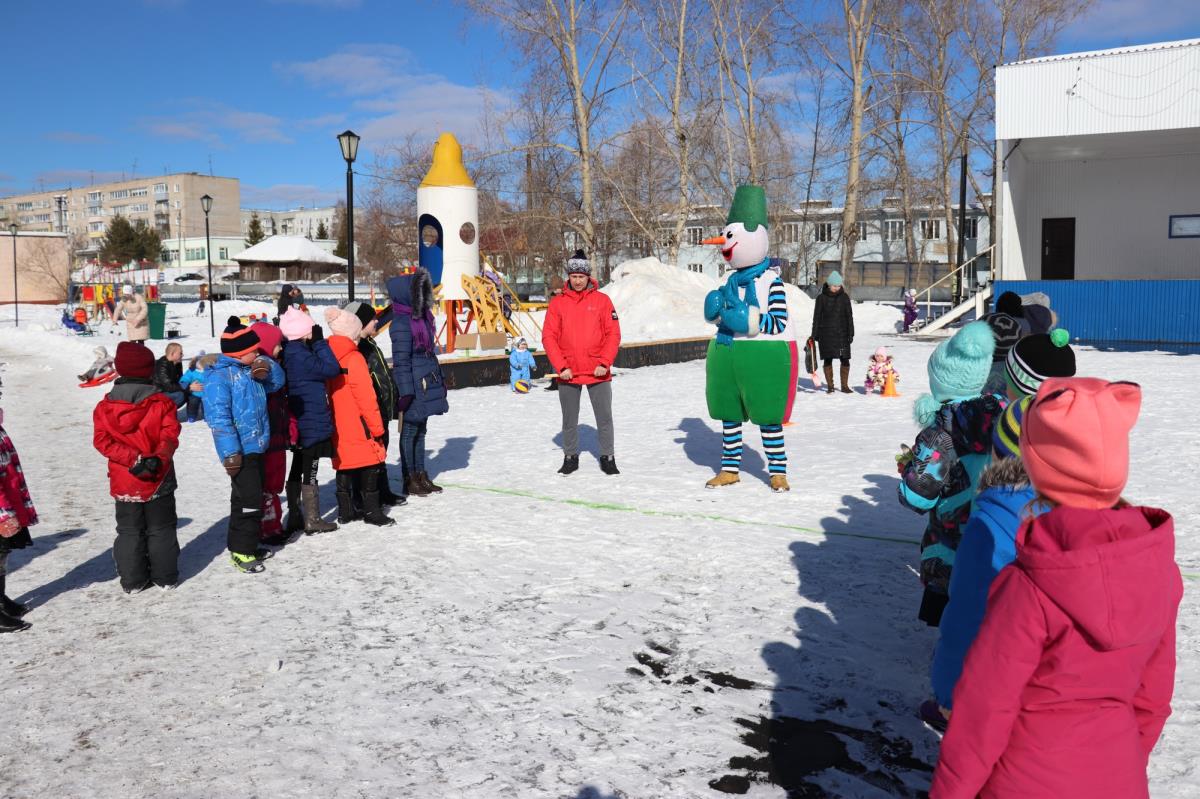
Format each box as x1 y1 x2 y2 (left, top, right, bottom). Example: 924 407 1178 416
882 371 900 397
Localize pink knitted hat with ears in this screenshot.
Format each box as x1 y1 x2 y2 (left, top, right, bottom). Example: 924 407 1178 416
1021 377 1141 510
279 307 313 341
327 308 363 341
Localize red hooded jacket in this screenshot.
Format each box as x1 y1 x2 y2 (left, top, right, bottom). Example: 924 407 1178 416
93 381 181 502
326 335 386 470
931 505 1182 799
543 278 621 385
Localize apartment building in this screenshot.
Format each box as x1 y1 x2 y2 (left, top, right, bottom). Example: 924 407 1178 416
240 206 336 240
0 172 241 246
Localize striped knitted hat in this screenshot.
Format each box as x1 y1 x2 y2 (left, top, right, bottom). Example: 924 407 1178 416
220 315 260 358
984 312 1023 363
993 396 1030 460
1006 328 1075 397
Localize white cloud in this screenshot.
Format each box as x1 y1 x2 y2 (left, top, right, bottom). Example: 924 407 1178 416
241 183 342 210
277 45 512 146
1066 0 1200 42
142 102 292 145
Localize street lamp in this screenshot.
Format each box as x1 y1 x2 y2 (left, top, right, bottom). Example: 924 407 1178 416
201 194 214 337
7 223 16 327
337 129 360 301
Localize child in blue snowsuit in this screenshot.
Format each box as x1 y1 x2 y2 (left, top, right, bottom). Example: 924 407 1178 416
509 337 536 391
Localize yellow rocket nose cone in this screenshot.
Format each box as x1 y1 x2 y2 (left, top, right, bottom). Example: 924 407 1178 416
420 132 475 188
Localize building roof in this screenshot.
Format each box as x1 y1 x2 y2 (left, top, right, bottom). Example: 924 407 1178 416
233 235 346 266
1003 37 1200 67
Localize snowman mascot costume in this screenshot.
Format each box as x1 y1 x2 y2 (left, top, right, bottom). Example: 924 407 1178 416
702 185 791 492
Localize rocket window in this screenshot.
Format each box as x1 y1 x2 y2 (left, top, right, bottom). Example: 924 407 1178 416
421 224 440 247
459 222 476 245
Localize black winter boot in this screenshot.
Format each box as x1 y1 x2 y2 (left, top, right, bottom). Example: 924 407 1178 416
823 363 835 394
335 471 358 524
284 482 304 534
0 609 29 633
0 575 28 618
378 464 406 506
558 455 579 475
599 456 620 475
416 471 443 494
301 484 338 534
361 468 397 527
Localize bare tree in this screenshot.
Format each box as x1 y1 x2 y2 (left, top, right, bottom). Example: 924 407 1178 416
465 0 631 255
22 236 71 303
837 0 877 273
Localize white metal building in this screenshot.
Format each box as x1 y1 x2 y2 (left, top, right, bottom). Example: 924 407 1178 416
995 38 1200 281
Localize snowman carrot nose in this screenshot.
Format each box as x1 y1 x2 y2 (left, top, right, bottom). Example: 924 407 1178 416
701 235 726 246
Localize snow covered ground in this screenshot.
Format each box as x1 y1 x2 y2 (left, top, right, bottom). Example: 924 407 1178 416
0 298 1196 798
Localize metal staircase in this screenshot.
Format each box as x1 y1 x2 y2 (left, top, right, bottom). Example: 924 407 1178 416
909 244 996 335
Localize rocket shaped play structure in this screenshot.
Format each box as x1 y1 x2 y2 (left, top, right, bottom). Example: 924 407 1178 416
417 132 479 302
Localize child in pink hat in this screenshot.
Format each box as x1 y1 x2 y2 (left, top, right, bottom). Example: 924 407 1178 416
931 377 1182 799
863 345 900 393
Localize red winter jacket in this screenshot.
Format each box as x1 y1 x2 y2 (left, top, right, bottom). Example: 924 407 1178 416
931 505 1182 799
93 381 181 502
543 278 621 385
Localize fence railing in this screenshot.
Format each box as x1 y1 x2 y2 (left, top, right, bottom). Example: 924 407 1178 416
912 244 996 330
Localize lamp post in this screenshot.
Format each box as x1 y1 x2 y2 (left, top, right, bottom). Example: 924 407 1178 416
201 194 214 337
7 223 16 327
337 129 360 301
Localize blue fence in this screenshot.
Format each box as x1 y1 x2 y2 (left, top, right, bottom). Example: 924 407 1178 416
994 280 1200 344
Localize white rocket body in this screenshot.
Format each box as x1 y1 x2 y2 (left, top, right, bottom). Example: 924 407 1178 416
416 133 479 302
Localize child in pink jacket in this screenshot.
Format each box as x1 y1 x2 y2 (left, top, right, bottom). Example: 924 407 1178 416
931 377 1181 799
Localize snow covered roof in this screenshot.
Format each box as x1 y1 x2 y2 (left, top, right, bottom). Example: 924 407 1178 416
1003 37 1200 67
233 235 347 266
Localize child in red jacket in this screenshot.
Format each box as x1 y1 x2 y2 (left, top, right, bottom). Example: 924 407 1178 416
931 377 1182 799
92 342 182 592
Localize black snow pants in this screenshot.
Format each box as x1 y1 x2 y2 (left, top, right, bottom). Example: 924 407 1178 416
114 493 180 591
228 453 265 557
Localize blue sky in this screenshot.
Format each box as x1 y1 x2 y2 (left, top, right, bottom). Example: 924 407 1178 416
3 0 1199 209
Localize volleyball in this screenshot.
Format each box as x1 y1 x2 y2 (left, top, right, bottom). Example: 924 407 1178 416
514 379 531 393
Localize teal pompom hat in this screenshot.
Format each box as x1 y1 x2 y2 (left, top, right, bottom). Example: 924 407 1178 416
914 320 996 425
827 270 844 287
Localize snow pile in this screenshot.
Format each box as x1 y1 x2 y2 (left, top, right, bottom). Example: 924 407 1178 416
602 257 718 342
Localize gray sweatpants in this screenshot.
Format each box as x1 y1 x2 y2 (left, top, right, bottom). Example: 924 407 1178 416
558 381 615 457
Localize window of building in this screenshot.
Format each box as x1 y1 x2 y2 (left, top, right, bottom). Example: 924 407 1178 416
173 201 180 209
659 229 676 247
153 183 167 194
920 219 942 240
780 222 801 244
89 221 105 232
218 247 229 259
687 263 704 274
856 221 869 241
629 232 647 250
111 205 127 216
86 191 101 202
110 189 129 200
129 203 149 213
186 247 206 261
685 226 704 245
130 187 147 197
32 213 51 223
885 219 906 242
812 222 835 243
960 217 979 239
15 201 32 211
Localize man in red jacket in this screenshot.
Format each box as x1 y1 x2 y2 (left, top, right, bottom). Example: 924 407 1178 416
543 250 621 475
92 342 182 592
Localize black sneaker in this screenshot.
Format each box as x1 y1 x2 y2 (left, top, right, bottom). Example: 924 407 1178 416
599 456 620 475
558 455 579 475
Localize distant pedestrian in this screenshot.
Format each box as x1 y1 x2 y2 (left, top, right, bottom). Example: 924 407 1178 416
811 271 854 393
275 284 305 324
115 285 149 343
153 342 187 407
0 393 39 632
543 250 621 475
903 288 919 333
509 337 536 391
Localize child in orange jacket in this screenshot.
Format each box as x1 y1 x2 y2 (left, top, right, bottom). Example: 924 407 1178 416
324 307 394 527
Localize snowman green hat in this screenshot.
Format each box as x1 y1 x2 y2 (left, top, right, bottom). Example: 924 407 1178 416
726 185 768 232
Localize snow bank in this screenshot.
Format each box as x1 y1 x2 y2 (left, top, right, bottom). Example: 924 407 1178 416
600 257 902 343
602 257 718 342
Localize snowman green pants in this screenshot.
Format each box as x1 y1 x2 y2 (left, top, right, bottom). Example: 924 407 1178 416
705 339 790 475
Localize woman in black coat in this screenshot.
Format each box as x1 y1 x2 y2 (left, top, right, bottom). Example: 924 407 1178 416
811 271 855 394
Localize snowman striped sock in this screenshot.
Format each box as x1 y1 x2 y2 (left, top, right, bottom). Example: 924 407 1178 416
761 424 786 475
721 422 743 473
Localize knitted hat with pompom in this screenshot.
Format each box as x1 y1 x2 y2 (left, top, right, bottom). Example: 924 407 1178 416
914 320 995 425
